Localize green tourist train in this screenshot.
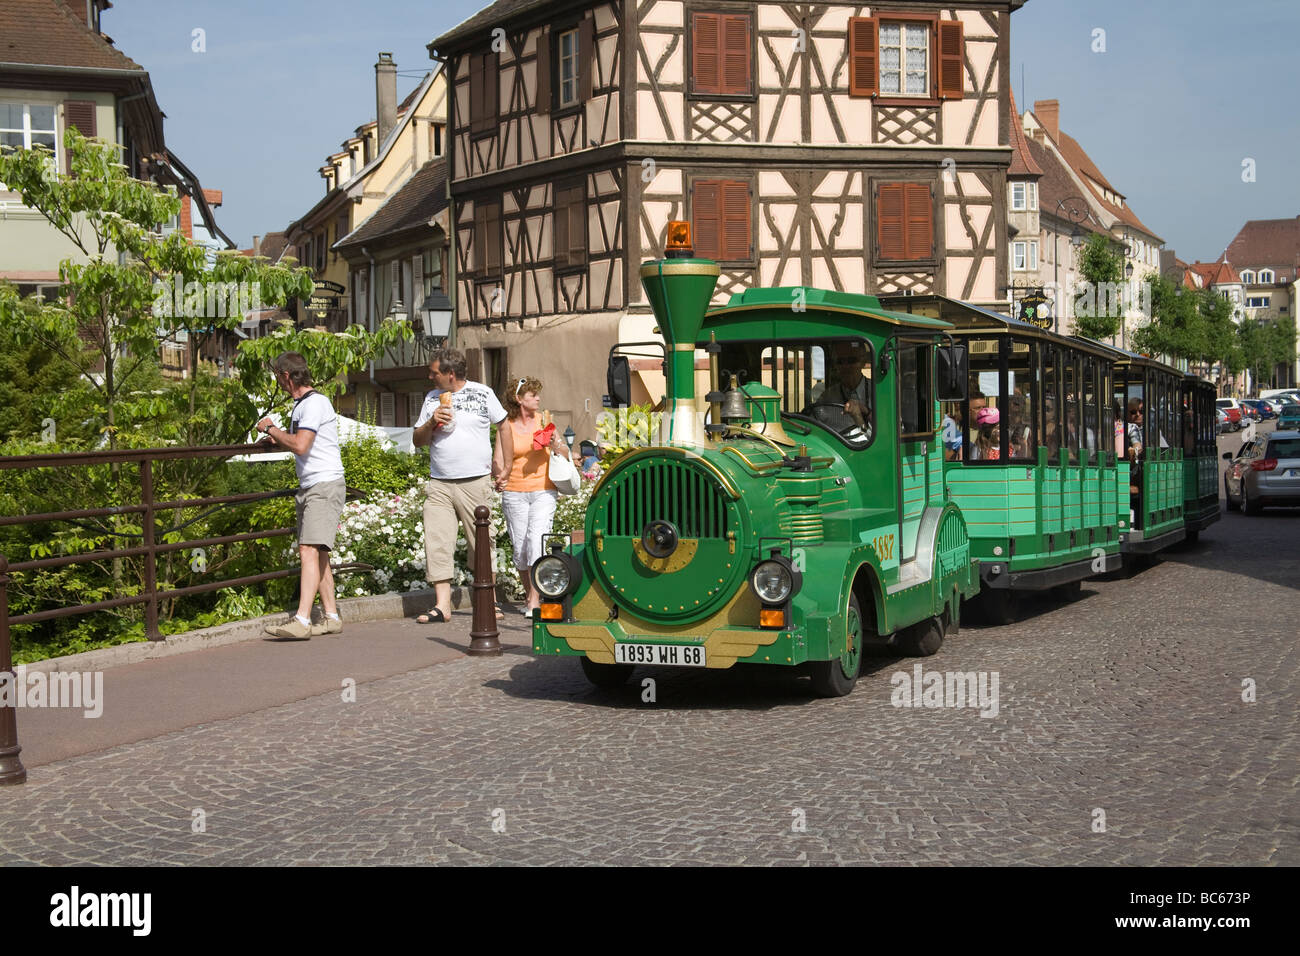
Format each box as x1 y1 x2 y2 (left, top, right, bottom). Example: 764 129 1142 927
530 225 1219 697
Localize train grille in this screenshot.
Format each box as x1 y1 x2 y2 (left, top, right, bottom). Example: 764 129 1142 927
784 500 823 544
603 461 728 538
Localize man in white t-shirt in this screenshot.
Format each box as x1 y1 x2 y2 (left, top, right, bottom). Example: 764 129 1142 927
412 347 507 624
256 352 346 639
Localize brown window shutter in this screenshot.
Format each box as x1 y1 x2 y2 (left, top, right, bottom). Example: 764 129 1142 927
904 183 933 259
486 52 498 124
536 29 551 114
579 17 595 101
877 183 905 260
693 181 722 261
937 20 964 99
469 55 482 133
569 192 585 264
721 181 750 260
721 15 751 95
466 348 482 382
553 188 570 268
486 204 501 273
62 100 96 173
848 17 878 97
693 13 721 95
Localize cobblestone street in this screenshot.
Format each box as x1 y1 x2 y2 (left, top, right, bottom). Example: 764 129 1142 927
1 488 1296 865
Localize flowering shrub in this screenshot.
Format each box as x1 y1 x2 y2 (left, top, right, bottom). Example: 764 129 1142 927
329 475 598 601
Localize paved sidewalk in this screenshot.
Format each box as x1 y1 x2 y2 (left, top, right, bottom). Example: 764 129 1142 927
8 608 532 768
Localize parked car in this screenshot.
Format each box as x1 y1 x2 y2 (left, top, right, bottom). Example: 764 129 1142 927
1278 405 1300 431
1216 407 1231 434
1216 398 1243 430
1242 399 1274 420
1223 430 1300 514
1262 397 1292 415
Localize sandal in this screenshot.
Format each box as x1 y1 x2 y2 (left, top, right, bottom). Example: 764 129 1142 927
416 608 449 624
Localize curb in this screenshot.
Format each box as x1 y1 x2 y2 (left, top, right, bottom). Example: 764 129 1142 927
19 585 502 675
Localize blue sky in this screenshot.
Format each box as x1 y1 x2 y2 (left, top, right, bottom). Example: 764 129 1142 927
106 0 1298 263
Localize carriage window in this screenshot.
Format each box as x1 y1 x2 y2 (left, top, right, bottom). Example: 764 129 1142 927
897 343 932 437
747 337 875 448
1005 338 1035 462
1042 346 1061 465
1081 357 1099 464
1064 352 1080 464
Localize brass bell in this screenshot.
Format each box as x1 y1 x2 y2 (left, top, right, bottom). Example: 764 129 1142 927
720 387 750 423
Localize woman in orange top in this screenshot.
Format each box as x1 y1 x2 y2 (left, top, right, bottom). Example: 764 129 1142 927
493 376 572 615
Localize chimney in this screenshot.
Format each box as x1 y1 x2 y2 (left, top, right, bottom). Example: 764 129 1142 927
253 235 261 255
376 53 397 147
1034 99 1059 143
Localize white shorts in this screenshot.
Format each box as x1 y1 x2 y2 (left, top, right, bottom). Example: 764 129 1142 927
501 489 559 569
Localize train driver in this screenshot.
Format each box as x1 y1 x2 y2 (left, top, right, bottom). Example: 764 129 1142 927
808 341 873 443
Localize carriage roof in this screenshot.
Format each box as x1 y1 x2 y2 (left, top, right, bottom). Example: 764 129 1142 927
707 287 951 330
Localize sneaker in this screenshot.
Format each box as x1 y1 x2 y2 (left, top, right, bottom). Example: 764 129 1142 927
310 617 343 636
266 616 312 639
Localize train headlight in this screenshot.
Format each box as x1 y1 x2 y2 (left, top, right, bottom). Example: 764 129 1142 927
750 558 800 605
533 551 581 599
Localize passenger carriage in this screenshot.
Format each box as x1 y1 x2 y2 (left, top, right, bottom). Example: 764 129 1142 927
1181 374 1221 543
879 295 1124 622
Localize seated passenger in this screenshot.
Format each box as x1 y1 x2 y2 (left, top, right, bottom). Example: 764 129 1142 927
971 407 1001 461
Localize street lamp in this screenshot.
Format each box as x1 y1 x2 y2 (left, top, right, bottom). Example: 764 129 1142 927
563 425 575 449
418 289 453 349
1052 196 1089 333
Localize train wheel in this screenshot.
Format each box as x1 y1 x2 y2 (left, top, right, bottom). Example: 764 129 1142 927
809 594 862 698
1224 477 1239 512
1051 579 1082 602
896 615 945 657
978 588 1018 626
1184 528 1200 546
579 657 634 689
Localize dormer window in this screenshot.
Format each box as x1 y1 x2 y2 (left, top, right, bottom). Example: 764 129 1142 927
1240 270 1255 284
1259 269 1275 283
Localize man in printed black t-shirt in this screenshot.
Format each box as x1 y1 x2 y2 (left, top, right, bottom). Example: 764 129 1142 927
412 347 507 624
257 352 346 639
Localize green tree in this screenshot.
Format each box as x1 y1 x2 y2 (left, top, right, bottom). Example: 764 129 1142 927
0 128 314 449
1072 233 1124 340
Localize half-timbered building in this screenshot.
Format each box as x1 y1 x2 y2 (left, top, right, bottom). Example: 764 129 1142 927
430 0 1026 431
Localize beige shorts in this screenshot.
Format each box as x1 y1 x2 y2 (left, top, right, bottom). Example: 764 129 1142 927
296 478 346 550
423 475 494 583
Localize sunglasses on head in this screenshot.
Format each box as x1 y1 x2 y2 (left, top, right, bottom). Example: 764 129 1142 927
516 378 526 397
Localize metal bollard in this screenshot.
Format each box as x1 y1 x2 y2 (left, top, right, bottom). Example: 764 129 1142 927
467 505 501 656
0 554 28 785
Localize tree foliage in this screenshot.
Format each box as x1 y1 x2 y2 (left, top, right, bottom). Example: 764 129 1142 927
1072 233 1124 340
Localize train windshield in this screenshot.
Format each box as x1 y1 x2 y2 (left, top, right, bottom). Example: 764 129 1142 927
711 337 875 449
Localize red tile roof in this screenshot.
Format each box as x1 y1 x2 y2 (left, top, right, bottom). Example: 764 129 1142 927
1223 216 1300 282
1007 90 1043 179
0 0 143 72
1189 260 1240 286
1025 136 1104 235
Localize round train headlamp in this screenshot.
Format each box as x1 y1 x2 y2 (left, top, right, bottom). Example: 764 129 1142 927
533 553 579 599
750 559 797 605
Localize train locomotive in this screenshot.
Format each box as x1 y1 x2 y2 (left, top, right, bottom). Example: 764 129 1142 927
529 224 1217 696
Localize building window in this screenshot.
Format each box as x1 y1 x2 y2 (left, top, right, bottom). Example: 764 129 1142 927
1247 296 1270 309
692 179 751 261
468 52 499 135
880 22 929 96
1259 269 1275 283
1011 182 1027 211
876 181 934 262
691 13 752 97
474 200 501 274
1 103 58 176
553 182 586 270
558 29 579 108
1012 241 1038 271
848 17 964 100
1028 181 1038 210
1240 270 1254 284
